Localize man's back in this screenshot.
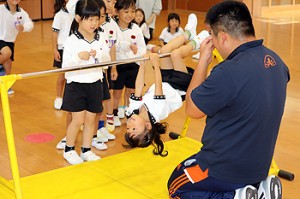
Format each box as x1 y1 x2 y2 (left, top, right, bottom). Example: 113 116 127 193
192 39 290 184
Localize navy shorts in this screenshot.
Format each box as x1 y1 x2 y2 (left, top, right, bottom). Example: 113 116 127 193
161 67 194 92
112 62 139 90
61 80 103 113
53 49 63 68
168 154 248 199
0 40 14 61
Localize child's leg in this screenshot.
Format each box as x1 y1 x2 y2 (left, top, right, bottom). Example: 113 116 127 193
113 89 123 126
104 97 115 131
0 46 11 64
159 13 197 70
124 87 130 107
56 74 65 98
113 89 123 111
82 111 97 148
159 35 187 70
54 74 65 109
170 43 194 73
66 111 85 147
3 59 12 75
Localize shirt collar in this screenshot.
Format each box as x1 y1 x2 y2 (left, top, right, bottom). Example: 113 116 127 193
115 17 133 30
5 3 21 12
129 104 157 126
62 7 69 13
227 39 263 60
73 30 100 42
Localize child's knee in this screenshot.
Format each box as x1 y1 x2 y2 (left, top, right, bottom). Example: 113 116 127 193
0 47 12 61
171 49 181 60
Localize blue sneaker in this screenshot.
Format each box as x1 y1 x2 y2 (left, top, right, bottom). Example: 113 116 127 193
0 64 5 76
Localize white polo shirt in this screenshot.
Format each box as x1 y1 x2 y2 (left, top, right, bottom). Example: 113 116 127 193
0 4 34 42
159 27 184 44
115 22 147 62
126 82 183 122
52 8 73 50
62 30 110 83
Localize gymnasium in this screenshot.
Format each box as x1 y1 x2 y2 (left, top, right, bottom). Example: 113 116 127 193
0 0 299 198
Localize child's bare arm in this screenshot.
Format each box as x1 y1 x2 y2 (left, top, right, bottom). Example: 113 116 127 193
134 57 147 97
52 31 60 62
149 53 163 96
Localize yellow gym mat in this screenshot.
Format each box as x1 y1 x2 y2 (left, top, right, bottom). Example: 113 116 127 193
0 137 202 199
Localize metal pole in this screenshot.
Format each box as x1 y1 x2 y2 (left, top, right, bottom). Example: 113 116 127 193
19 53 173 80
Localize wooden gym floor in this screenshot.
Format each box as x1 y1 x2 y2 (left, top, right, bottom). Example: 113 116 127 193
0 10 299 198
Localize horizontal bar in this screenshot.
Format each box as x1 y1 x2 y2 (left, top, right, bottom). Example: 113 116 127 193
18 50 197 80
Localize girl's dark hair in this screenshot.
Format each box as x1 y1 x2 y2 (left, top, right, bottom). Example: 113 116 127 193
95 0 107 13
115 0 135 11
54 0 66 13
133 8 146 27
124 122 169 157
69 0 102 35
167 12 180 32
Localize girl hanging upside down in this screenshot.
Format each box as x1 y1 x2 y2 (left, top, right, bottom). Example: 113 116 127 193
124 13 210 156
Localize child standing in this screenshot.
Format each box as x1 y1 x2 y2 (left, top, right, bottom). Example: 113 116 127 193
56 0 116 152
136 0 162 41
124 14 210 156
0 0 34 94
52 0 73 110
61 0 109 165
133 8 150 44
97 0 119 136
112 0 147 126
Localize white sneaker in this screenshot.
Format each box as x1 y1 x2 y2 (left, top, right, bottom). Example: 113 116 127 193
114 116 121 127
63 150 83 165
118 106 125 118
147 44 156 51
106 122 115 132
80 150 100 162
185 13 198 40
258 175 282 199
192 52 200 60
56 137 66 150
234 185 258 199
92 137 108 150
192 30 210 50
96 129 109 142
99 127 116 140
54 97 63 110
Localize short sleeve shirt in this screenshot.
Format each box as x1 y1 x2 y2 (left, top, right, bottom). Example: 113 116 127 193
191 40 290 184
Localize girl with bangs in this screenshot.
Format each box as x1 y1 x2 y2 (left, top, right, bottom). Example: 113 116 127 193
61 0 109 165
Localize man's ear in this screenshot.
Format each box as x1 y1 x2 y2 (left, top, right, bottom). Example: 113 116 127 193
145 122 152 131
75 14 81 23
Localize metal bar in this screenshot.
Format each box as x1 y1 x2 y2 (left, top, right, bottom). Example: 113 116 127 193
19 52 173 80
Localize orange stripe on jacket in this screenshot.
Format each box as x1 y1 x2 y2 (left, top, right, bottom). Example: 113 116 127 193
184 165 208 184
